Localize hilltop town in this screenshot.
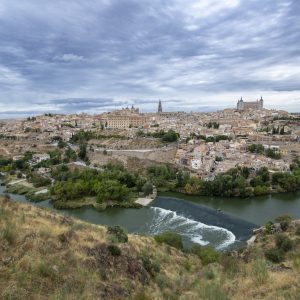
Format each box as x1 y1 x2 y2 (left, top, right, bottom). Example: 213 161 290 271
0 98 299 181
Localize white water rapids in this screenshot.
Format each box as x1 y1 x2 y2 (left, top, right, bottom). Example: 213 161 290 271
147 207 236 249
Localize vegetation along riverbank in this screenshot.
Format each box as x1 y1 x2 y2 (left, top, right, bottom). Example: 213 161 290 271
1 196 300 299
1 153 300 210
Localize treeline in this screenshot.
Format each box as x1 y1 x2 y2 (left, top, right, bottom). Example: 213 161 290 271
50 162 148 204
206 122 219 129
144 162 300 198
0 147 78 173
0 134 17 140
248 144 282 159
179 162 300 197
0 152 33 172
137 129 179 142
186 133 231 143
70 130 126 143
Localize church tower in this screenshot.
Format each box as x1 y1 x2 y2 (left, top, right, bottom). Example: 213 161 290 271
237 97 244 111
259 96 264 109
157 99 162 114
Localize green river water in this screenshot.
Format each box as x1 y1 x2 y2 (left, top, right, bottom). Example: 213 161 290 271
1 183 300 250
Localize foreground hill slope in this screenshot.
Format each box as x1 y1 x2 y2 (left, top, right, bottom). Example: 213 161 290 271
0 196 300 300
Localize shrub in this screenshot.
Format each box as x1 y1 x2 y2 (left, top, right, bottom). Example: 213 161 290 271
37 261 54 278
154 231 183 250
142 181 153 196
275 215 292 231
183 259 192 271
140 253 160 277
275 234 293 252
265 221 273 234
155 274 168 290
190 244 220 265
296 226 300 236
107 226 128 243
265 248 284 263
107 244 121 256
204 269 215 280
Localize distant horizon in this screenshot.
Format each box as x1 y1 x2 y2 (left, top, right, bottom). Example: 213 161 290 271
0 99 297 120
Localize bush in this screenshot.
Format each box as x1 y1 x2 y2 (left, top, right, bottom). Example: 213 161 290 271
142 181 153 196
190 244 220 265
275 215 292 231
204 269 215 280
107 226 128 243
107 244 121 256
154 231 183 250
37 261 53 278
296 226 300 236
265 248 284 263
275 215 292 223
275 234 293 252
265 221 273 234
140 253 160 277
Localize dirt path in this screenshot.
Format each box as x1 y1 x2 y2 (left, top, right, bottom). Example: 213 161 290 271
0 147 10 155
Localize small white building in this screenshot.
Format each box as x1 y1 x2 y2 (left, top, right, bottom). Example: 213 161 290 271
31 153 51 165
191 159 202 170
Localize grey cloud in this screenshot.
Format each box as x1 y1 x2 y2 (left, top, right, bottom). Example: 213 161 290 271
0 0 299 114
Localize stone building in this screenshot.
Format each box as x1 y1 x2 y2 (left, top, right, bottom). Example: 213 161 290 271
237 97 263 111
105 106 149 129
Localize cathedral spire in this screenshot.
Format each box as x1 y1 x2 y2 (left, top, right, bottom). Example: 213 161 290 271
157 99 162 114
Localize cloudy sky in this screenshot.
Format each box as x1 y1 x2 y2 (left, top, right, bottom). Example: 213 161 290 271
0 0 299 117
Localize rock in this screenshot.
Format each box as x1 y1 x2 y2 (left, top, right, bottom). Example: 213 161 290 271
271 264 292 272
247 235 257 245
271 223 282 234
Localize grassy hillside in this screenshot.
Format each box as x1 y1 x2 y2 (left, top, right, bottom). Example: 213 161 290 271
0 196 300 299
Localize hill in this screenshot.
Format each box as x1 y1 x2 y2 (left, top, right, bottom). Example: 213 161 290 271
0 196 300 299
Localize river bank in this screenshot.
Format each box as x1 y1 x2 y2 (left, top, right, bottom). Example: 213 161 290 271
0 182 254 250
2 195 299 300
2 177 300 250
3 179 142 210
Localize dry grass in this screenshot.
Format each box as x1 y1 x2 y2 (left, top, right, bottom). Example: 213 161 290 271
0 196 300 299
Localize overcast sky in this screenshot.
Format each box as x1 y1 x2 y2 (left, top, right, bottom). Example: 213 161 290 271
0 0 299 117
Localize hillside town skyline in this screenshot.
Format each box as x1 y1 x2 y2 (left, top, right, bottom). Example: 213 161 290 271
1 96 299 120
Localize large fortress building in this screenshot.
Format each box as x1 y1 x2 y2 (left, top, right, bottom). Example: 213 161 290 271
237 97 263 111
104 106 149 129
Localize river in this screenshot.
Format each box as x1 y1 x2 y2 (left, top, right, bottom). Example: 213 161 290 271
1 183 300 251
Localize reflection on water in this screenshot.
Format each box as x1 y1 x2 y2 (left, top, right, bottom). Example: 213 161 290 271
160 191 300 225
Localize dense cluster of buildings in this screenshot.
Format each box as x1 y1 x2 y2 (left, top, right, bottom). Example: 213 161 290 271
0 97 299 180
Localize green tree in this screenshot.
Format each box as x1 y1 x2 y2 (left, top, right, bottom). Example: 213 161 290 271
78 143 87 161
96 180 130 203
142 181 153 196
